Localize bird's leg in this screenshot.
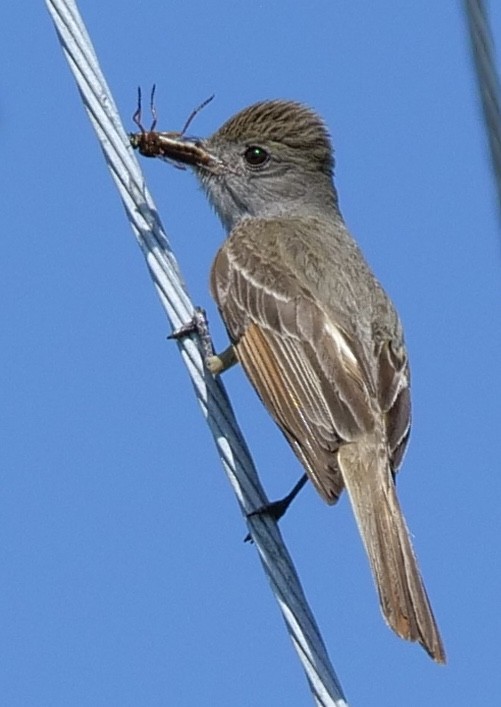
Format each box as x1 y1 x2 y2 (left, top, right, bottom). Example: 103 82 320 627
169 307 237 374
205 345 238 375
248 474 308 521
244 474 308 542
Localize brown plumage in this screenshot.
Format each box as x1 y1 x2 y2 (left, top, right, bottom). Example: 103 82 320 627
134 98 446 662
209 213 444 662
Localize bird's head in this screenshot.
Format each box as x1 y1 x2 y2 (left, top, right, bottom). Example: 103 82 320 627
168 100 340 230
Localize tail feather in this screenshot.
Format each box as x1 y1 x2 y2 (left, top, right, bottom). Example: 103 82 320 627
337 435 446 663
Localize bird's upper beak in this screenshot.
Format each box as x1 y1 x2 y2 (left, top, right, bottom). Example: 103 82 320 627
129 131 224 174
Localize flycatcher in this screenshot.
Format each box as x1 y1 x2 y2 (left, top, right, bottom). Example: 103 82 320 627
132 99 446 663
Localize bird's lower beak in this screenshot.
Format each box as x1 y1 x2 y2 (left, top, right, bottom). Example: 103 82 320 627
130 131 223 173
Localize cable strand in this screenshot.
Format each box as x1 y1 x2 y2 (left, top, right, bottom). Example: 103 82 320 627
464 0 501 224
45 1 348 704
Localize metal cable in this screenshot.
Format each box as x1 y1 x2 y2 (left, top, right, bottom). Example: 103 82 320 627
464 0 501 223
45 1 347 704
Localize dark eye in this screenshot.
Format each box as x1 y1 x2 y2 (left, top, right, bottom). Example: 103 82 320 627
244 145 270 167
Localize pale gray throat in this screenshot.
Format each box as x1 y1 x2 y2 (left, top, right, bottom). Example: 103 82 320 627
196 168 340 232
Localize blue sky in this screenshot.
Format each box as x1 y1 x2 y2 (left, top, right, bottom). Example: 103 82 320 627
3 2 501 705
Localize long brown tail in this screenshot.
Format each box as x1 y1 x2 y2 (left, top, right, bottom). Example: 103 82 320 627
337 434 446 663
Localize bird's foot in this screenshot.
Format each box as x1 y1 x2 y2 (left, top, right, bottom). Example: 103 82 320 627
168 307 215 361
244 475 308 542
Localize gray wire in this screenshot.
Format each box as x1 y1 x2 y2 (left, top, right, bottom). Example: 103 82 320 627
464 0 501 223
45 0 348 704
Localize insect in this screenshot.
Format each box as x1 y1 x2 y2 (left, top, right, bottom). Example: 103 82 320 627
129 86 216 169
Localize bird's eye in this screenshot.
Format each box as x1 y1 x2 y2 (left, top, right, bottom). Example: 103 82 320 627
243 145 270 167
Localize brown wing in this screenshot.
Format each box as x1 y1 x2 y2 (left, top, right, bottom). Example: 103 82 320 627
377 339 411 474
210 224 389 503
209 221 445 661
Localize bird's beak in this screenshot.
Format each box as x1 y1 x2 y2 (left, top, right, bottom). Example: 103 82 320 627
129 131 224 174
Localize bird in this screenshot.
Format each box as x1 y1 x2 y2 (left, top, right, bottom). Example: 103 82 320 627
133 98 446 663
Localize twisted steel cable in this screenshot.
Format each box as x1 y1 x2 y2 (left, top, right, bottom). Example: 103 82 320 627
45 1 347 704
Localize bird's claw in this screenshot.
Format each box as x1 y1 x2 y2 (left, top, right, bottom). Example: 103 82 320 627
168 307 215 360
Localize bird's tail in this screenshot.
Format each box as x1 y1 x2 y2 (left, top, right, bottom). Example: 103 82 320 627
337 434 446 663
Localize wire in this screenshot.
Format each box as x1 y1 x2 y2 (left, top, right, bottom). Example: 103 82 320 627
464 0 501 224
45 1 347 704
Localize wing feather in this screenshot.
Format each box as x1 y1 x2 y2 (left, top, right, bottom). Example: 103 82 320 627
210 222 399 503
237 323 344 502
209 218 442 660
